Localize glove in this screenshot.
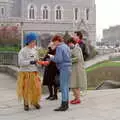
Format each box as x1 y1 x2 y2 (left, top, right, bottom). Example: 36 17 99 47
48 54 54 59
43 61 50 66
37 61 50 66
30 61 36 65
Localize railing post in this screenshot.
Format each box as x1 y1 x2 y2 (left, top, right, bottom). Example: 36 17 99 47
21 22 24 48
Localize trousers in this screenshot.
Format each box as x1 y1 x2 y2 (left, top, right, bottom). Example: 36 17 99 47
59 67 71 102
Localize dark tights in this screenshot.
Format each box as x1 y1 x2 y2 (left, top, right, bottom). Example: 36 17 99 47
48 84 57 97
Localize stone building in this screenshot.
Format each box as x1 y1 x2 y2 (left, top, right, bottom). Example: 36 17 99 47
0 0 96 46
102 26 120 47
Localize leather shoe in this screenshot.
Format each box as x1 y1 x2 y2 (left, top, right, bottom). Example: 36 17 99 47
70 99 81 104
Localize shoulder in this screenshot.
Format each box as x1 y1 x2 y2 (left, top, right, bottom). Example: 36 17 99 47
57 43 65 49
75 44 82 52
75 44 81 49
57 43 70 51
19 47 28 55
19 47 25 53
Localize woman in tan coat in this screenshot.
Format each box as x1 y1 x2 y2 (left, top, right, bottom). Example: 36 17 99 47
67 37 87 104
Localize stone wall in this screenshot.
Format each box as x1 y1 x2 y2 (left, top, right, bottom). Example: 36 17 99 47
0 65 18 78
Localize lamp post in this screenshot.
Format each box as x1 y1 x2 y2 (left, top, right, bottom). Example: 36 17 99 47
20 22 24 48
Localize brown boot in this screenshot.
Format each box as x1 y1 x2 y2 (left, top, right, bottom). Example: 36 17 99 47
24 104 29 111
34 104 41 109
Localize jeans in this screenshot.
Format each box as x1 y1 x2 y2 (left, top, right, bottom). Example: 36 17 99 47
59 67 71 102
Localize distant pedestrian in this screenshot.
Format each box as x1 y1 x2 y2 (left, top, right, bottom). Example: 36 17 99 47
48 35 72 111
17 32 42 111
67 37 87 104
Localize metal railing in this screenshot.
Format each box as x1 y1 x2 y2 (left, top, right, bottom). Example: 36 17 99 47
0 52 18 66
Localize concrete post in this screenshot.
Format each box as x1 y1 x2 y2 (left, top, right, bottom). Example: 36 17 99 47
20 22 24 48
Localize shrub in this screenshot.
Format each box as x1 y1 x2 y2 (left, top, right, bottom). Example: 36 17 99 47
37 48 48 60
86 45 98 60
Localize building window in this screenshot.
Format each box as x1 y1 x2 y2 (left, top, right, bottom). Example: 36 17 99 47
86 8 89 20
29 5 35 19
1 7 5 16
74 8 78 21
28 4 37 19
42 5 49 20
55 6 63 20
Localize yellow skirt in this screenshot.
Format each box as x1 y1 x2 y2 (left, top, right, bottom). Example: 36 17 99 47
17 72 41 105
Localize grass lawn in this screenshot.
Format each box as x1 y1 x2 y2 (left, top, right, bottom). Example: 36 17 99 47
0 46 20 52
86 61 120 72
86 60 120 90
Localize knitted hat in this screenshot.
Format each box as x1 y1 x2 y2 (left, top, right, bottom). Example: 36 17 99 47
24 32 38 45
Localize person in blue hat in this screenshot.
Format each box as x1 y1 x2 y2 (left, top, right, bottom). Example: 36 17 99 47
17 32 42 111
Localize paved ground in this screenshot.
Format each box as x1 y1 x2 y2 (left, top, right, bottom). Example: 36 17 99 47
0 73 120 120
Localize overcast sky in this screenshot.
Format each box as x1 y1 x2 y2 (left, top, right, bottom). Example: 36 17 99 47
95 0 120 39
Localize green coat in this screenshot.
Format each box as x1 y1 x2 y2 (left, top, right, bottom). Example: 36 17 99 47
70 44 87 91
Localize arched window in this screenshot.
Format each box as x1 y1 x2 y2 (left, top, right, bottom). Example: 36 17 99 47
55 6 63 20
74 8 78 21
1 7 5 16
28 4 37 19
29 5 35 19
42 5 49 20
86 8 89 20
85 8 89 21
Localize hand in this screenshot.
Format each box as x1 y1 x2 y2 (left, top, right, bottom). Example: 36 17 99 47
30 61 36 65
48 54 54 58
37 61 44 65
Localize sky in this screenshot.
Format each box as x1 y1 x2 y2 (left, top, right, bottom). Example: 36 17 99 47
95 0 120 39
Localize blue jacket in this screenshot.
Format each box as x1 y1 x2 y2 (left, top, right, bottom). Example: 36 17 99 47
51 42 72 70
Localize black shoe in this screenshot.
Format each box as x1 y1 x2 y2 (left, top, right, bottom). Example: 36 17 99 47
46 96 53 100
54 101 69 111
24 104 29 111
34 104 41 109
49 95 58 101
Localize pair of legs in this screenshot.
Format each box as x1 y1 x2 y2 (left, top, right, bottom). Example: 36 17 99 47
70 88 81 104
72 88 80 100
46 84 58 100
17 72 41 111
24 99 40 111
54 67 71 111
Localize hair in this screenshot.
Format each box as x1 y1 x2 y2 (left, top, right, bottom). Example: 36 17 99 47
74 31 83 39
52 35 64 42
67 37 77 45
25 43 29 45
